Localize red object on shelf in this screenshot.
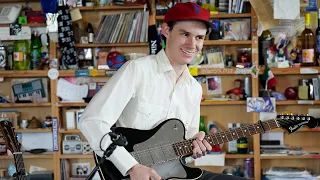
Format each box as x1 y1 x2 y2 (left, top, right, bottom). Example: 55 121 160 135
27 11 45 23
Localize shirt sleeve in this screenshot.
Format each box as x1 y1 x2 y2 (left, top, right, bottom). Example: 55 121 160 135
78 60 139 176
186 85 202 139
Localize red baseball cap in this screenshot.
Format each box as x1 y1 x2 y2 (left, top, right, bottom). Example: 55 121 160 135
164 2 214 29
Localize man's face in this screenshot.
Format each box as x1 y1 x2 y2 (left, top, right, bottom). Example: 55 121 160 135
162 21 207 65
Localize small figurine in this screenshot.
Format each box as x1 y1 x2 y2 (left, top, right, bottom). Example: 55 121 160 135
275 33 289 60
226 79 244 100
225 53 234 68
289 36 301 64
44 116 52 128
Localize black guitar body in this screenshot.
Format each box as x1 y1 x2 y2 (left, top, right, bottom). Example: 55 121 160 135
93 118 203 180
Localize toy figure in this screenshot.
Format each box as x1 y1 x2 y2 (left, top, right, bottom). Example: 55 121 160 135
225 53 234 68
289 36 301 64
44 116 52 128
226 79 244 100
276 33 289 59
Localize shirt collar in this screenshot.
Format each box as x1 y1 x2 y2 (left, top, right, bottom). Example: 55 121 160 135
156 49 174 73
156 49 193 85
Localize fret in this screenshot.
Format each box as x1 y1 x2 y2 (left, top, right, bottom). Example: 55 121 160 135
213 133 221 144
240 127 246 137
265 121 271 130
217 132 224 144
251 124 258 134
224 130 232 141
229 129 236 140
246 126 251 135
224 131 231 141
220 131 227 142
205 135 213 144
234 128 240 138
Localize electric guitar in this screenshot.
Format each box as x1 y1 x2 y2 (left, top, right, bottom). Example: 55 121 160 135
93 114 318 180
0 119 27 180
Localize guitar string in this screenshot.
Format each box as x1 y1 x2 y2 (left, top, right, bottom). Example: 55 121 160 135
129 117 306 165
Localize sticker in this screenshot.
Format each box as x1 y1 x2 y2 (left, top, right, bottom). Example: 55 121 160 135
105 70 116 77
48 68 59 80
250 65 260 78
300 68 318 74
297 100 314 105
247 97 276 112
89 69 98 77
188 66 198 76
75 70 89 77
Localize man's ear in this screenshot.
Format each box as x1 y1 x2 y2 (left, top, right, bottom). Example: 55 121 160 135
161 23 170 38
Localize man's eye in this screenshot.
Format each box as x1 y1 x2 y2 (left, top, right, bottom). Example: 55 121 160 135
183 33 189 37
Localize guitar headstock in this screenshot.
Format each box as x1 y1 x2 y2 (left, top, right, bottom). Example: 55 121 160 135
276 114 317 133
0 119 20 153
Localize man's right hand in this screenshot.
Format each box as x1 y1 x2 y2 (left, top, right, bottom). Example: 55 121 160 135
129 164 162 180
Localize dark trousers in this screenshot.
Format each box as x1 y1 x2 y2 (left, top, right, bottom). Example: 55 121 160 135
198 170 249 180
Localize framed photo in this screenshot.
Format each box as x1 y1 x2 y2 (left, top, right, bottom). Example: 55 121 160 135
206 76 222 95
205 47 225 68
72 162 90 176
246 97 276 112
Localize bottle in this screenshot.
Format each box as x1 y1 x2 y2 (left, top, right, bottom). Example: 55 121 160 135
13 40 30 70
87 23 94 43
199 116 207 134
30 30 42 70
237 137 248 154
316 8 320 66
301 12 315 66
6 44 13 70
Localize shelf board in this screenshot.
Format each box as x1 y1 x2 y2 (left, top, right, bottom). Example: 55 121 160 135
276 100 320 105
58 102 88 107
15 128 52 133
60 129 81 134
203 40 252 46
0 154 53 159
156 13 252 20
260 155 318 159
0 103 51 108
75 5 145 11
0 70 48 77
60 154 93 159
0 23 46 27
58 69 116 77
57 43 148 48
197 67 251 75
201 101 246 105
259 67 320 75
225 154 254 159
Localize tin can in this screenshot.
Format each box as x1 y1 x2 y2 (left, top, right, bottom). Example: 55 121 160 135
243 158 254 178
0 42 6 70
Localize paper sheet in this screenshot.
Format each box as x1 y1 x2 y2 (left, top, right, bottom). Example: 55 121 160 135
249 0 280 31
21 132 53 151
194 153 225 166
274 0 300 20
57 78 88 102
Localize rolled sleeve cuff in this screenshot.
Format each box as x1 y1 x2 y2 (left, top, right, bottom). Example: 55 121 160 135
108 146 139 176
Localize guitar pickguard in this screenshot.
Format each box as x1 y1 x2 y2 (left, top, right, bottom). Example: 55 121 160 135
132 119 187 179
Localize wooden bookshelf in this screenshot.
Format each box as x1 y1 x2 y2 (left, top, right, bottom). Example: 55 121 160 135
60 154 93 159
155 13 252 20
201 101 246 105
15 128 52 133
58 69 116 77
0 23 46 27
75 5 145 11
259 67 320 75
59 129 81 134
0 103 51 108
0 70 48 77
276 100 320 105
0 154 53 159
204 40 252 46
260 155 319 159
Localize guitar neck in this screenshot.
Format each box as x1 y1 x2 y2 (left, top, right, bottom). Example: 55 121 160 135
173 119 278 156
13 152 27 180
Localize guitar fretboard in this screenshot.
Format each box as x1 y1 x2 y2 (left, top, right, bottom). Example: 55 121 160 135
13 152 27 180
172 119 278 156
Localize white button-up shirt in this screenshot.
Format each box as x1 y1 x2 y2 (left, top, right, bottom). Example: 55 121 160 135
79 49 202 176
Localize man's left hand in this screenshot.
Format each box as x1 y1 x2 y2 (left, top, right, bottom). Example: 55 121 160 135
192 131 212 159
